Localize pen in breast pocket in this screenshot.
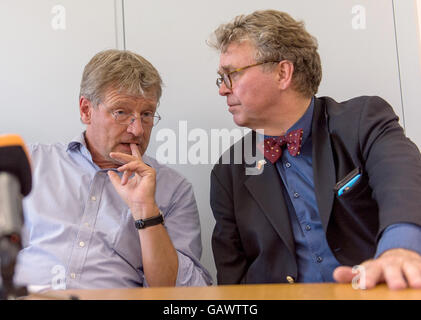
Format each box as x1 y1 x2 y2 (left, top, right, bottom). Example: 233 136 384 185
337 173 361 196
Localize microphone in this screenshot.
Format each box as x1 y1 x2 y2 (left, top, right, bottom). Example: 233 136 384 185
0 134 31 237
0 134 32 299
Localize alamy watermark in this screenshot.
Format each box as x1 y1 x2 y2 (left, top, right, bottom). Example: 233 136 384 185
51 5 66 31
51 264 66 290
352 265 367 290
153 122 265 175
351 5 366 30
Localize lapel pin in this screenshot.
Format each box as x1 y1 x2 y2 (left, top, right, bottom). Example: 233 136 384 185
256 159 267 170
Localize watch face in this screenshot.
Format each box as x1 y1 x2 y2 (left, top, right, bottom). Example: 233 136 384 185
134 212 164 229
135 220 145 229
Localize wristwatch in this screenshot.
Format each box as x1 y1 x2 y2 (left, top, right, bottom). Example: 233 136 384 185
134 210 164 229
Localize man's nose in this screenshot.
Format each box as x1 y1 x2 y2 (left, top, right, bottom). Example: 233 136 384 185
218 81 232 96
127 117 144 136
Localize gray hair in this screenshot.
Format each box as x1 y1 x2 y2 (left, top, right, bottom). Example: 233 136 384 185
209 10 322 97
79 49 163 105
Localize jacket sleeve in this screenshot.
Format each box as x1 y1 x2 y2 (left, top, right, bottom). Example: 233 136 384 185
358 96 421 237
210 167 249 284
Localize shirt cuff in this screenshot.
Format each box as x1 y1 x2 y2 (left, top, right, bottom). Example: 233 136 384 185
375 223 421 258
175 251 213 286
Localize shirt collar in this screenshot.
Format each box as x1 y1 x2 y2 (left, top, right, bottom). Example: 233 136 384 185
287 96 314 146
67 131 88 152
263 97 314 145
66 131 99 169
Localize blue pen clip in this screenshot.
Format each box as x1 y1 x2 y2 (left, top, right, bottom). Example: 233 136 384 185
337 173 361 196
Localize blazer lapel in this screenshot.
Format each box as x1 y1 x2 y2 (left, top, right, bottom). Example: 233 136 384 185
312 98 336 232
244 159 295 255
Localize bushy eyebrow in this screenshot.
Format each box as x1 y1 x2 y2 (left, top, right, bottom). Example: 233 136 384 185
217 64 234 74
216 65 236 76
110 101 128 108
142 104 157 111
108 98 156 110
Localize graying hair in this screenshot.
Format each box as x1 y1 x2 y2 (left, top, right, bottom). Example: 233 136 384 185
79 49 163 105
209 10 322 97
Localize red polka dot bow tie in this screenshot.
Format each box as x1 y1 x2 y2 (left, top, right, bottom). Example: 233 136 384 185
258 129 304 164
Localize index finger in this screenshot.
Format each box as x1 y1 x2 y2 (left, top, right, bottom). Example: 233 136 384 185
130 143 142 159
333 266 355 283
109 151 136 164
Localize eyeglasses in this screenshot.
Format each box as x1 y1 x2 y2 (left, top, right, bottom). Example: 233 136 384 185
109 109 161 127
216 61 280 89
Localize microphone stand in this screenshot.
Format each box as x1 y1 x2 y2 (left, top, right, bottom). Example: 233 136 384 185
0 234 27 299
0 172 28 299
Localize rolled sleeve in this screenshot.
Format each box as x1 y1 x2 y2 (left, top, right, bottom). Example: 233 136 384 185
175 250 213 286
156 168 212 286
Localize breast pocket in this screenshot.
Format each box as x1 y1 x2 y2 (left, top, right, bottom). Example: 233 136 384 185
331 167 378 258
112 210 142 271
333 167 376 222
334 167 368 200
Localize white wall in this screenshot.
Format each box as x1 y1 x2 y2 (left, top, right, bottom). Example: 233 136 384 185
1 0 419 283
394 0 421 146
0 0 117 143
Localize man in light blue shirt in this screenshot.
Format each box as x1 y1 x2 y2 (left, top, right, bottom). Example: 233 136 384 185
14 49 212 291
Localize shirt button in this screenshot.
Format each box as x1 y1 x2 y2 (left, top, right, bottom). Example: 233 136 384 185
305 225 311 231
79 241 85 247
293 192 300 198
91 196 96 201
286 276 295 284
285 162 291 168
70 273 76 279
316 256 323 263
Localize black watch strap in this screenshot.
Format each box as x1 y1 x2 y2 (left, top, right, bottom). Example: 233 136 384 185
134 210 164 229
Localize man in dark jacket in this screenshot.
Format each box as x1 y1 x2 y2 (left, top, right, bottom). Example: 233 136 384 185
209 9 421 289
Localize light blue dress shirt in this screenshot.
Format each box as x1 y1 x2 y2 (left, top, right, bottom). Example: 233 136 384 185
14 133 212 290
267 98 421 282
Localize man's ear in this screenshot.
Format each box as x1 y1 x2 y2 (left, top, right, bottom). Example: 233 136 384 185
79 96 93 124
275 60 294 91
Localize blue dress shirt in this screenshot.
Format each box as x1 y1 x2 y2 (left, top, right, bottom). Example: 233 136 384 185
266 98 421 282
14 133 212 291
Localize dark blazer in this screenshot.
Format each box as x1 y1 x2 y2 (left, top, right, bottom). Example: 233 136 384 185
210 96 421 284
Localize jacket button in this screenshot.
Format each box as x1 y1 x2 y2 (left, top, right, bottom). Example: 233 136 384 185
286 276 295 284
